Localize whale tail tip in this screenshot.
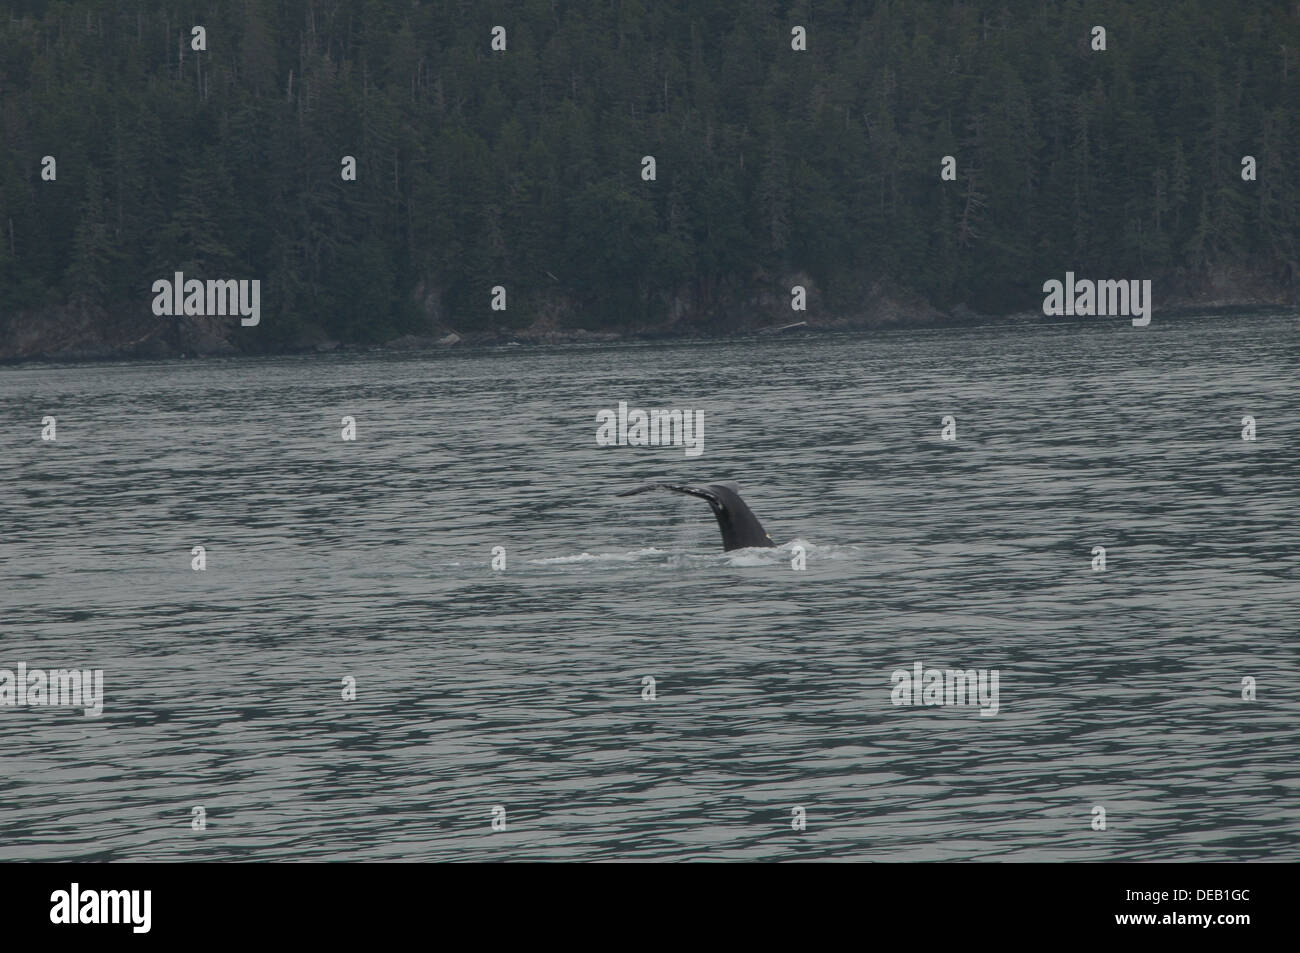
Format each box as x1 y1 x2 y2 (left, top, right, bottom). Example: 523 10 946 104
616 481 776 551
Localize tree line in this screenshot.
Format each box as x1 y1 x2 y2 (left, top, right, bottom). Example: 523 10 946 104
1 0 1296 351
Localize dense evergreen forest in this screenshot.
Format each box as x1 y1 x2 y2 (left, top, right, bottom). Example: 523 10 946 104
1 1 1297 355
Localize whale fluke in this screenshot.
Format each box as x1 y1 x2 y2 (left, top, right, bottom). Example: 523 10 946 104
617 481 776 552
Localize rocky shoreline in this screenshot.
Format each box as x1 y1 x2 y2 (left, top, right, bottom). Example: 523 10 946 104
2 275 1293 364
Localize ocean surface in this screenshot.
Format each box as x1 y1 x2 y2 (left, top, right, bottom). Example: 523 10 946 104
1 311 1297 861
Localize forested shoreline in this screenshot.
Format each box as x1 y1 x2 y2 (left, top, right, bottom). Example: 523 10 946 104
1 0 1297 360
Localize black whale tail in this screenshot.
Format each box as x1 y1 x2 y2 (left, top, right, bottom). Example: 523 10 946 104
617 481 777 552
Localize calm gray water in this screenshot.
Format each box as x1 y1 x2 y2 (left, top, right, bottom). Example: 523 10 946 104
1 312 1297 861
